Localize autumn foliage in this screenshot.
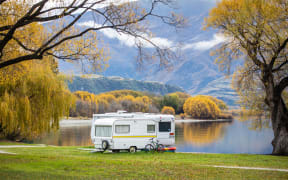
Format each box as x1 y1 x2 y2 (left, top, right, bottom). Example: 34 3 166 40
0 2 75 139
183 96 221 119
161 106 175 115
70 90 227 118
70 90 157 117
0 60 75 139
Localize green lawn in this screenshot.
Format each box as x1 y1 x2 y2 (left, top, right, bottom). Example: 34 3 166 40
0 145 287 179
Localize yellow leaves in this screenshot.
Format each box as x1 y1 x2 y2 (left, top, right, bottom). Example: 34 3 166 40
161 106 175 115
1 1 46 62
205 0 288 114
72 90 154 115
183 95 221 119
0 59 74 139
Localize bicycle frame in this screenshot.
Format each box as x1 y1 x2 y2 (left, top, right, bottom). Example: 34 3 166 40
146 138 164 152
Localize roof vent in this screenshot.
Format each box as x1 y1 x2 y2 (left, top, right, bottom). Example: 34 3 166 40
117 110 127 114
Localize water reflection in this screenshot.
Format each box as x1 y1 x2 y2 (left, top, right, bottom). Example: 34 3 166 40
176 121 230 146
176 120 273 154
33 126 93 146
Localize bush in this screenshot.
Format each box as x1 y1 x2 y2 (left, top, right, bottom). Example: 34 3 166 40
180 113 186 119
197 95 228 110
160 95 179 113
183 96 220 119
161 106 175 115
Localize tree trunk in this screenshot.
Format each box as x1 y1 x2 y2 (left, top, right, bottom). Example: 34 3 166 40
264 72 288 155
270 97 288 155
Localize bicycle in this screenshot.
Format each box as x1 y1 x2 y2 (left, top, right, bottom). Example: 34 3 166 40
144 138 165 153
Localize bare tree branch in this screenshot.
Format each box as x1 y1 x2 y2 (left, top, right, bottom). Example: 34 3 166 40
0 0 181 69
273 60 288 72
0 0 7 5
276 76 288 94
269 37 288 68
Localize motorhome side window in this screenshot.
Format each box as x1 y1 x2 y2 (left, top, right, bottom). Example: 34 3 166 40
159 122 171 132
95 126 112 137
147 125 155 133
115 125 130 134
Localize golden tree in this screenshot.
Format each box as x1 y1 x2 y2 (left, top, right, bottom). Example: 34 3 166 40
183 96 220 119
161 106 175 115
0 60 75 139
205 0 288 154
197 95 228 110
0 2 77 139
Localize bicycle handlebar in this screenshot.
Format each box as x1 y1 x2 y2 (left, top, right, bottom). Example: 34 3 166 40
149 138 159 143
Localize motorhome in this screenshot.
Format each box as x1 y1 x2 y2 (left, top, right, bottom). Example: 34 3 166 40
91 112 175 152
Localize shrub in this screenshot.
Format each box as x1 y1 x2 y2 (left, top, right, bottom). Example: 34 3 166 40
160 95 179 113
183 96 220 119
161 106 175 115
161 92 191 114
197 95 228 110
180 113 186 119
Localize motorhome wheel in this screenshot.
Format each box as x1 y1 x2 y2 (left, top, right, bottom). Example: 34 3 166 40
129 146 136 153
102 140 109 150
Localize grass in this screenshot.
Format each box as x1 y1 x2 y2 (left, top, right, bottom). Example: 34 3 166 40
0 143 288 179
0 140 43 146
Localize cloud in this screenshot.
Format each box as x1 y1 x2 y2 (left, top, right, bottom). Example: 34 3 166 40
78 21 174 48
182 33 226 51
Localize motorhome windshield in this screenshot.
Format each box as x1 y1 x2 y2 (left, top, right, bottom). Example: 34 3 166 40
95 126 112 137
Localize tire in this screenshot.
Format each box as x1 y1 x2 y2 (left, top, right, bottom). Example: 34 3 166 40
102 140 109 151
144 144 154 152
129 146 137 153
157 144 165 153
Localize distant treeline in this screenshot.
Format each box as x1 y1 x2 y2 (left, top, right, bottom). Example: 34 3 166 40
67 76 185 96
69 90 229 119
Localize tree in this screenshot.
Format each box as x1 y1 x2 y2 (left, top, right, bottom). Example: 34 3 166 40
160 95 179 113
205 0 288 154
183 96 220 119
0 60 75 139
197 95 228 110
0 3 75 139
0 0 184 70
161 106 175 115
167 92 191 113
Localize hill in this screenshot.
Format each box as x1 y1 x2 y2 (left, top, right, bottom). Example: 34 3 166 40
67 75 184 95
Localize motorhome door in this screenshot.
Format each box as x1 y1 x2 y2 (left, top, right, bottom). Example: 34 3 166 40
157 121 171 141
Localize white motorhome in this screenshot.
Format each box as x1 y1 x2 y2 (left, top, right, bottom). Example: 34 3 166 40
91 112 175 152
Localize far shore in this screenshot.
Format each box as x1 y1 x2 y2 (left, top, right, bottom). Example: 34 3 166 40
62 117 233 126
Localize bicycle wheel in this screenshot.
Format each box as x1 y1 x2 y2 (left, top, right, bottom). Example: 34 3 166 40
157 144 165 153
144 144 154 152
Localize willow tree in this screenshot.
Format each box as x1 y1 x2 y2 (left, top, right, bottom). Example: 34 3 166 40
0 1 76 139
0 59 75 139
0 0 184 70
205 0 288 154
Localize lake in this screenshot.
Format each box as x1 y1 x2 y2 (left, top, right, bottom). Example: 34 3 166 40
33 118 274 154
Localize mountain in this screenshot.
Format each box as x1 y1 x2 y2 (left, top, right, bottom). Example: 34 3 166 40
67 75 184 95
59 0 239 107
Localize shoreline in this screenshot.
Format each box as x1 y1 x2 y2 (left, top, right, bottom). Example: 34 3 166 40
175 119 233 123
63 117 233 124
